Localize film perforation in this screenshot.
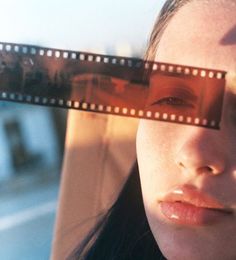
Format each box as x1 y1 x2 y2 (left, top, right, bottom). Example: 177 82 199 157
79 53 85 61
6 44 12 52
144 63 150 69
96 56 101 62
42 97 48 104
210 121 216 127
14 45 19 52
103 57 109 63
122 107 128 114
127 60 133 67
114 107 119 113
163 113 168 120
82 102 88 109
1 92 7 98
135 61 143 68
184 68 190 75
22 46 28 54
130 109 136 115
9 93 15 100
106 105 112 112
111 58 117 64
30 47 36 55
152 64 158 70
168 66 174 73
63 52 69 59
50 98 56 105
200 70 206 77
34 96 40 103
176 66 182 73
138 110 144 117
202 119 208 126
160 64 166 71
194 118 200 124
98 104 104 111
73 101 80 108
55 51 61 58
71 52 77 59
186 117 192 123
17 94 23 101
26 96 32 102
155 112 160 118
88 55 94 62
46 50 52 56
58 99 64 105
66 100 72 107
39 49 45 56
89 103 96 110
146 111 152 118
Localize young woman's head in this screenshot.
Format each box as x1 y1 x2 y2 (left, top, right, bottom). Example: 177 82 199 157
137 0 236 259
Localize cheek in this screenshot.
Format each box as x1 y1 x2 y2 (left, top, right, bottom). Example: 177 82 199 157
137 121 163 195
136 120 179 204
136 120 180 222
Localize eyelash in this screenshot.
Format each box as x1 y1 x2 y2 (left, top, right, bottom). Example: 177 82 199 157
153 97 194 108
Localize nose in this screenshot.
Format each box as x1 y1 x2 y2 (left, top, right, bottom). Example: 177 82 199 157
175 130 227 176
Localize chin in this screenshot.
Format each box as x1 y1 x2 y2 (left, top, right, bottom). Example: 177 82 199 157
149 219 234 260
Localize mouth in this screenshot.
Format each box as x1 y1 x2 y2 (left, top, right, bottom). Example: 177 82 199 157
158 185 233 226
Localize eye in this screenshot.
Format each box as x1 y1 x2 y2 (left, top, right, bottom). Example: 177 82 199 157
152 97 194 108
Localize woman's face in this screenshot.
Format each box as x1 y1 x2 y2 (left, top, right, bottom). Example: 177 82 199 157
137 1 236 259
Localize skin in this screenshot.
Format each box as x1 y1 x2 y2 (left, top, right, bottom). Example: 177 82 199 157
136 1 236 259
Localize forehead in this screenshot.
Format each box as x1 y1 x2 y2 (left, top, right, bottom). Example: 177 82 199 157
155 0 236 72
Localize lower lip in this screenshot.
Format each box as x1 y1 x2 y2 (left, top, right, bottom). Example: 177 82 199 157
159 201 231 226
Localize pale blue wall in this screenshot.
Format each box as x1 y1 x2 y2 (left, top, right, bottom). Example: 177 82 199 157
0 104 59 181
0 0 166 52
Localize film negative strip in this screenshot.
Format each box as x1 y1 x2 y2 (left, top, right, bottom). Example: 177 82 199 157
0 42 226 129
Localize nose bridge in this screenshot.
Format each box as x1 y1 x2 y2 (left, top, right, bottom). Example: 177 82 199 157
175 128 226 175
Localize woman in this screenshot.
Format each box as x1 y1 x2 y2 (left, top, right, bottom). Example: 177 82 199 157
69 0 236 259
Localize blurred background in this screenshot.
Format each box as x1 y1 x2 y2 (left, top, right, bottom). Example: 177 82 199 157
0 0 165 259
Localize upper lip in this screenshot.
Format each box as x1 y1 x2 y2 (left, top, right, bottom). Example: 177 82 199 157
159 185 233 214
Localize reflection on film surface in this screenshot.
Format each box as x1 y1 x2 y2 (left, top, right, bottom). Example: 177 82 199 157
0 42 226 129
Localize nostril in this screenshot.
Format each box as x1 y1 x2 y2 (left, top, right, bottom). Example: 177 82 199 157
197 166 212 175
198 166 221 175
175 154 225 176
205 166 213 172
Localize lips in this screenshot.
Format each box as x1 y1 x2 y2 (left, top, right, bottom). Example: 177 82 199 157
158 185 233 226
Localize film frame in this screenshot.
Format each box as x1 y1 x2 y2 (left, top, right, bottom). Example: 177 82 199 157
0 42 226 129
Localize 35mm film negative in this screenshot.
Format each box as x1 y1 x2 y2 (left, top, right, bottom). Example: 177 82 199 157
0 42 226 129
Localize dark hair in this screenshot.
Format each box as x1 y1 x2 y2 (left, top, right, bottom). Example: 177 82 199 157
68 1 192 259
68 162 163 259
146 0 190 60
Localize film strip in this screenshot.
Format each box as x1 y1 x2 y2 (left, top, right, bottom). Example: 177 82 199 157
0 42 226 129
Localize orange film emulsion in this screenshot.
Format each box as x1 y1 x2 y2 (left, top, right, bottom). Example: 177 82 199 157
0 42 226 129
